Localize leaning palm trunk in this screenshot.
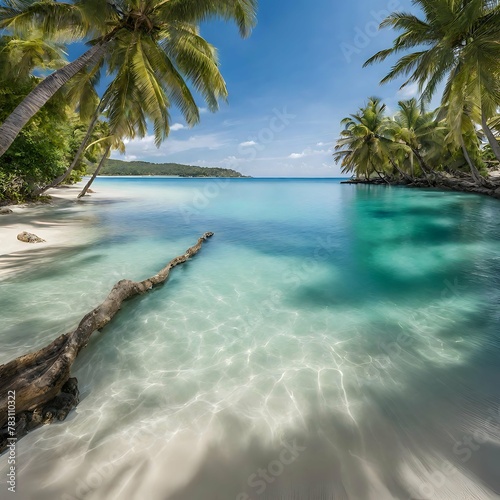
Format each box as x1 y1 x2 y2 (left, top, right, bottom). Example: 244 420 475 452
459 134 486 186
389 158 413 182
411 148 436 185
77 144 111 198
34 98 107 196
406 152 417 180
0 41 109 158
481 112 500 163
373 167 390 184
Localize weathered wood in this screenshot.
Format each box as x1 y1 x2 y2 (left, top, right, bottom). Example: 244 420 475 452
0 232 214 453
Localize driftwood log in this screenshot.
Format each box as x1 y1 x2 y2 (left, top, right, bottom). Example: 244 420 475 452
0 232 214 453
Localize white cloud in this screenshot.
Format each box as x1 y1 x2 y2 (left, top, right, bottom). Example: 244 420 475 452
170 123 185 132
113 133 227 160
223 119 245 127
219 155 245 167
288 147 331 160
198 107 208 114
397 82 419 99
239 140 257 147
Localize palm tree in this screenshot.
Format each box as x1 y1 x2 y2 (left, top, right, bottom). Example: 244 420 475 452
334 97 395 181
387 99 445 182
35 107 105 194
76 145 111 199
0 32 67 85
77 133 125 198
364 0 500 176
486 112 500 163
439 74 488 184
0 0 258 157
31 62 104 195
38 14 232 194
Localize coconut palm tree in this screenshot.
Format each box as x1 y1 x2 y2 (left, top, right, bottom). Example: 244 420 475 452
38 15 231 195
0 0 258 157
364 0 500 173
30 61 105 195
0 27 103 194
486 112 500 160
334 97 395 181
387 99 445 181
77 132 125 199
438 74 488 184
0 32 67 85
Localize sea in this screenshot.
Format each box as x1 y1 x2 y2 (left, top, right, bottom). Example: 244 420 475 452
1 178 499 499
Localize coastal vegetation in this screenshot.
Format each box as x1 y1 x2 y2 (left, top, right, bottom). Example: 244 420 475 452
87 158 248 178
0 55 110 203
0 0 257 204
335 0 500 198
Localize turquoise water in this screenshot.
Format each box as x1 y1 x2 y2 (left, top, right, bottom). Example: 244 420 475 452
1 179 500 499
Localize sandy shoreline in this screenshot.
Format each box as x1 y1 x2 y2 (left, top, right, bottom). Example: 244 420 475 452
2 174 498 269
0 183 119 277
0 185 85 256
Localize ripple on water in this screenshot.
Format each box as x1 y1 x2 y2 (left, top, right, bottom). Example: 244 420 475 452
1 179 500 500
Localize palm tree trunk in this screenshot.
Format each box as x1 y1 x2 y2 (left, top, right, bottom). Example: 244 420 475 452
77 145 111 198
0 41 109 158
34 98 107 196
411 148 435 185
459 134 485 186
389 158 412 182
373 167 390 184
481 111 500 163
411 148 431 174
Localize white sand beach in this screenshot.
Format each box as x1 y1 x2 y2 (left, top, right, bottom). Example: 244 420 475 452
0 183 112 276
0 185 83 254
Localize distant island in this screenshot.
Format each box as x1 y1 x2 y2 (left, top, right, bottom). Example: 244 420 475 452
87 159 249 178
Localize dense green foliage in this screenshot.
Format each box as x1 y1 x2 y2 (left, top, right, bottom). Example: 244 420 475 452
0 75 113 204
0 30 112 203
0 0 257 203
88 159 247 178
336 0 500 187
335 97 494 182
0 79 85 203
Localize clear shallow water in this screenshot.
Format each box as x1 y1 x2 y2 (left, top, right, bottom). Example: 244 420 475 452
1 178 500 499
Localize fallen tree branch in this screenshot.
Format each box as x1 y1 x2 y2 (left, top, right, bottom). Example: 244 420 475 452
0 232 214 453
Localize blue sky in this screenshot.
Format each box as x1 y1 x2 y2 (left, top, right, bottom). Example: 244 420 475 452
112 0 419 177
